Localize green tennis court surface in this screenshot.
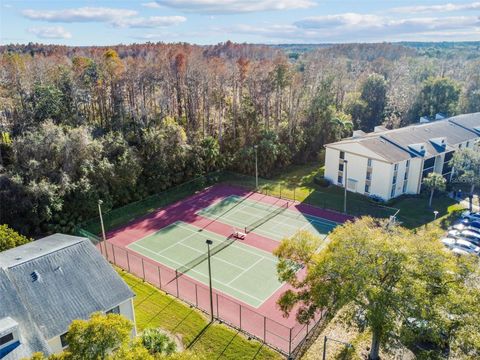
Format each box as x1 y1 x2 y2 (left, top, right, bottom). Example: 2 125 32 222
127 221 282 307
197 195 338 241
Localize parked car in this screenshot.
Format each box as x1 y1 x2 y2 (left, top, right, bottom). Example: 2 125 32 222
450 223 480 234
461 211 480 222
447 229 480 245
441 238 480 255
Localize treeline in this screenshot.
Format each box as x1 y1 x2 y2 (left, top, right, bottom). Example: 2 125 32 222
0 42 479 236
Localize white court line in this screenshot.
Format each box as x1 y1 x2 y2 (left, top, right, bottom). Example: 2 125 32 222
129 242 266 303
174 222 278 264
227 256 265 285
177 241 245 271
222 194 340 225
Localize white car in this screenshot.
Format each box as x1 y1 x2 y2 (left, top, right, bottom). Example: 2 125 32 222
449 223 480 235
441 237 480 255
461 211 480 222
447 229 480 245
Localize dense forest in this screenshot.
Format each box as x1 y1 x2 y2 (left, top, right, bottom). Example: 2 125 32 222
0 41 479 236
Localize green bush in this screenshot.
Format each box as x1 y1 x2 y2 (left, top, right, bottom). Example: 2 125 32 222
141 328 177 356
313 175 330 187
0 224 31 251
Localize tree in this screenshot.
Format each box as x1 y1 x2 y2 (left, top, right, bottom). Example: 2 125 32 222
414 77 460 119
0 224 31 251
423 172 447 208
451 148 480 211
358 74 387 132
274 218 480 360
66 312 132 360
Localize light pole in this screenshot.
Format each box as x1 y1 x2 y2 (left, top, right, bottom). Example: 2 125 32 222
343 160 348 214
433 210 439 220
206 239 214 322
98 200 108 259
254 145 258 188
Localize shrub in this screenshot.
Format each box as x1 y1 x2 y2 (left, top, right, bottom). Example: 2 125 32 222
141 328 177 356
313 175 330 187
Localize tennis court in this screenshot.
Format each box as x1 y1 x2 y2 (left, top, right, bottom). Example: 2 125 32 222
127 221 283 307
197 195 338 241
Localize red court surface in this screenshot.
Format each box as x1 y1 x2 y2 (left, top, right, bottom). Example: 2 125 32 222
101 184 352 355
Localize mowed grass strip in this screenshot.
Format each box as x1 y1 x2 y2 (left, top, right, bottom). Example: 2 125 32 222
118 269 283 360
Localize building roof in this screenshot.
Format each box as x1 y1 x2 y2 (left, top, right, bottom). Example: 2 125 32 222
0 234 134 358
0 270 50 360
325 112 480 163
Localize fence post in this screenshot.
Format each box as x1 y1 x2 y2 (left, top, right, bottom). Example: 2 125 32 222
111 245 116 264
195 284 198 306
263 316 266 342
126 251 130 272
141 258 145 280
175 271 179 298
288 328 292 358
158 266 162 288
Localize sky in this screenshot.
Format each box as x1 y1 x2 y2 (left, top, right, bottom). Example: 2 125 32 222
0 0 479 45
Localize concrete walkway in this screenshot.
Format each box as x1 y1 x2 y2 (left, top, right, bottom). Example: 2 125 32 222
448 192 480 212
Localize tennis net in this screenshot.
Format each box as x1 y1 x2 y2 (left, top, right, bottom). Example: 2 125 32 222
175 236 236 278
245 202 289 233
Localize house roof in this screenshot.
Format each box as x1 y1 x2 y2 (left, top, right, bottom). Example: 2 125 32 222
325 112 480 163
0 269 50 360
0 234 134 358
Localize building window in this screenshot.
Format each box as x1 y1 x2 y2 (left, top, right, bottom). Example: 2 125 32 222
106 306 120 315
394 163 399 171
60 333 69 348
459 143 462 149
406 159 410 168
367 158 372 167
366 171 372 180
338 163 344 172
392 175 397 185
365 184 370 194
390 187 395 198
466 141 470 147
337 175 343 185
402 181 408 193
0 333 14 347
339 151 345 160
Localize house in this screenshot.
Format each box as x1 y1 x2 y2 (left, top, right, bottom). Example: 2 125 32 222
324 113 480 201
0 234 135 359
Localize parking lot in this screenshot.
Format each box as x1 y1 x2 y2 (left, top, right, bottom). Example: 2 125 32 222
441 210 480 256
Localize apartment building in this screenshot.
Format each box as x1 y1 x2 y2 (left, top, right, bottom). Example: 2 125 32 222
324 113 480 201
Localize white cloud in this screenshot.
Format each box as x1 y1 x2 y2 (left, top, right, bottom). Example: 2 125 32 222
22 7 137 23
392 2 480 14
113 16 186 28
223 14 480 42
295 13 382 29
142 2 162 8
22 7 186 29
154 0 315 14
28 26 72 39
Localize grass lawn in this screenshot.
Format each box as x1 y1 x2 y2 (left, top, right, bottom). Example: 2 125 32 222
119 269 283 360
225 163 466 229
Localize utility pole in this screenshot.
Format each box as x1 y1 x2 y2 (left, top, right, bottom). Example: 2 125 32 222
343 160 348 214
206 239 214 322
254 145 258 188
98 200 108 259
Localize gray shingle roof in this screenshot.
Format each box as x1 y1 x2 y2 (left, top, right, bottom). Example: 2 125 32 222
0 269 50 360
325 113 480 163
0 234 134 358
